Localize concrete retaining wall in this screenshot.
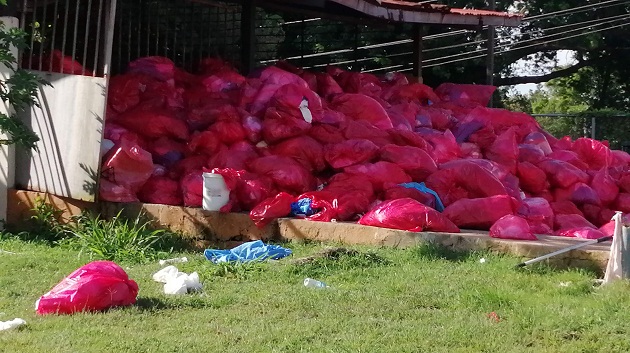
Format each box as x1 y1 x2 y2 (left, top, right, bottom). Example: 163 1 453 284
6 189 611 271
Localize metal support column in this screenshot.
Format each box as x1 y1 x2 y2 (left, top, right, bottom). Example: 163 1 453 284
412 24 424 83
241 0 256 75
485 0 495 106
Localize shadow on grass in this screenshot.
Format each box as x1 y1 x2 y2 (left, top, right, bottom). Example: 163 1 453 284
135 295 225 312
409 242 478 263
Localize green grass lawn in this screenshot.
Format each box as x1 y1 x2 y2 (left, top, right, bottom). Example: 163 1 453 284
1 235 630 353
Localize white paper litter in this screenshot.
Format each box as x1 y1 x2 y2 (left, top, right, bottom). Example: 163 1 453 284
0 318 26 331
153 266 202 295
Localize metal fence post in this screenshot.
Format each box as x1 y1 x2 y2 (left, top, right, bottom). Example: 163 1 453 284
591 116 596 139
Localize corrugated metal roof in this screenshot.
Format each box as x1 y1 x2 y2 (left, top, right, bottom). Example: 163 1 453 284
330 0 522 26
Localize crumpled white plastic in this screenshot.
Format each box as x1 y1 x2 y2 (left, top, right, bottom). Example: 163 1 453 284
0 318 26 331
152 265 202 295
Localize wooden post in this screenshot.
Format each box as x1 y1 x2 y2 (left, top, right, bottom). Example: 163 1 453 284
412 24 424 84
241 0 256 75
485 0 495 107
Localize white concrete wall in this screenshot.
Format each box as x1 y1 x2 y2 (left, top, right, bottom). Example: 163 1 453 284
0 16 19 227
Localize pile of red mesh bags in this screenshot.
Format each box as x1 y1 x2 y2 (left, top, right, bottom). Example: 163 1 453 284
100 56 630 239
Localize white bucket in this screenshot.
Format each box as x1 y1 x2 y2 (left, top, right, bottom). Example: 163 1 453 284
202 172 230 211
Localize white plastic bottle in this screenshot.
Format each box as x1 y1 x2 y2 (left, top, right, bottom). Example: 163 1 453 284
0 318 26 331
303 278 328 288
202 172 230 211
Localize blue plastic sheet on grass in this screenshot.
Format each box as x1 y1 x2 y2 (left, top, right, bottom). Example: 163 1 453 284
204 240 293 264
291 198 315 217
399 182 445 212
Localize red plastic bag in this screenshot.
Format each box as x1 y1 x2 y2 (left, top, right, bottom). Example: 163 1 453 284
418 129 462 164
330 93 393 130
468 125 497 151
517 162 548 194
235 173 275 211
187 131 222 156
387 129 430 150
386 103 416 131
270 136 325 172
485 127 518 174
98 179 138 203
614 193 630 213
425 160 507 207
295 192 338 222
316 73 344 99
250 192 295 228
202 71 246 94
208 119 247 145
591 168 619 205
343 120 393 147
115 108 189 141
461 142 482 159
323 173 375 221
324 139 379 169
31 50 94 76
551 201 584 217
554 182 601 206
490 215 537 241
581 204 612 227
169 155 208 179
270 83 323 122
36 261 138 315
180 171 203 207
554 214 596 231
443 195 517 229
556 227 605 240
262 108 312 144
417 107 457 131
127 56 176 82
242 113 263 143
523 131 552 155
138 176 182 205
248 156 315 194
309 124 346 144
379 144 437 181
344 161 411 192
383 83 439 105
537 159 590 189
463 107 539 137
101 138 153 192
382 183 436 209
517 197 554 229
518 144 546 164
434 83 496 106
358 198 459 233
147 137 185 167
107 73 151 113
572 137 614 170
208 142 259 171
612 150 630 166
547 150 589 171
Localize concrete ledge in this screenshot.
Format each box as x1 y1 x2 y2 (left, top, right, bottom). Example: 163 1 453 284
100 202 278 248
6 189 611 271
278 219 610 271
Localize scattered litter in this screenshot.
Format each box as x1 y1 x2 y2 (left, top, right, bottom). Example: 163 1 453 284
479 258 487 264
559 281 572 287
152 266 202 295
159 257 188 266
204 240 292 264
486 312 501 323
0 318 26 331
304 278 328 288
36 261 138 315
0 249 17 255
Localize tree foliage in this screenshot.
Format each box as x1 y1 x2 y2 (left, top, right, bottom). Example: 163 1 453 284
0 20 45 150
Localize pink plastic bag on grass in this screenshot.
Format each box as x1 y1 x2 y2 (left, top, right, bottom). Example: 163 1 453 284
250 192 295 228
358 198 459 233
490 215 537 241
36 261 138 315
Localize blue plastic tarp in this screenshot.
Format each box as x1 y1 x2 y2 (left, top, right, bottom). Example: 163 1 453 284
204 240 293 264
